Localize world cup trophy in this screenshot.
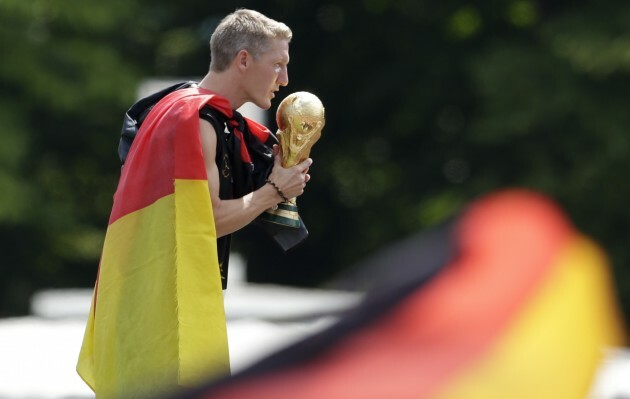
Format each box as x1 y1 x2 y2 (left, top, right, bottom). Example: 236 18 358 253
261 91 325 228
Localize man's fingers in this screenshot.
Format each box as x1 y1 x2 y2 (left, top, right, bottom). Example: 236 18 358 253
298 158 313 171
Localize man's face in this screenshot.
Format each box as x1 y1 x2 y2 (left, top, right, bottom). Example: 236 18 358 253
243 38 290 110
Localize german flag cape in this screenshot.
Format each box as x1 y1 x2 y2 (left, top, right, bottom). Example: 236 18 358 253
77 88 232 398
178 189 627 399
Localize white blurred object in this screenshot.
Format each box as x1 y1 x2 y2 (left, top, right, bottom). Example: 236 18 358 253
0 317 91 399
30 289 93 319
587 347 630 399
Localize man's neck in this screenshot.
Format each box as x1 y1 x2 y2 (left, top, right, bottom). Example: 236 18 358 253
198 70 245 110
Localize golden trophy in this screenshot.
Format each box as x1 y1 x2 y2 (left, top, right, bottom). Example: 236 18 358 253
261 91 325 228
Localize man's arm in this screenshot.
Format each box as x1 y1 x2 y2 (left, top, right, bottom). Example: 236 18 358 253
199 119 312 237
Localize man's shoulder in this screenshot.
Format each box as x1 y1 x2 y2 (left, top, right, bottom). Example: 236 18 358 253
199 105 229 141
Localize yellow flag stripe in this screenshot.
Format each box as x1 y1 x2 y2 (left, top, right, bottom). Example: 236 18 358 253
432 235 627 399
77 179 229 398
174 179 230 386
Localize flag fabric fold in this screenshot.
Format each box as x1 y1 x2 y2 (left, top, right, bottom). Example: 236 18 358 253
77 88 232 398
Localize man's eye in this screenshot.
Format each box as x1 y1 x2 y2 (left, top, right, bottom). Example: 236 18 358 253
274 65 282 73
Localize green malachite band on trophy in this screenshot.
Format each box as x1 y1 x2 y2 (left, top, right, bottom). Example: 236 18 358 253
260 202 301 228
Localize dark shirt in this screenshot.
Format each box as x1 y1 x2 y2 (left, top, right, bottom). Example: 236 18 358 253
199 106 275 289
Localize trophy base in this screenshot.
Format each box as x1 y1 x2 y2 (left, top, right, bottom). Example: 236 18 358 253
260 202 301 228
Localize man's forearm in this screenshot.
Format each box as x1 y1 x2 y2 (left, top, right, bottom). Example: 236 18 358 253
211 183 282 237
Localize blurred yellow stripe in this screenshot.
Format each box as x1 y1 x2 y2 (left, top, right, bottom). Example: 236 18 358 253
432 235 627 399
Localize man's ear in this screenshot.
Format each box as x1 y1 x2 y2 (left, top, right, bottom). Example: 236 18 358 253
235 49 249 70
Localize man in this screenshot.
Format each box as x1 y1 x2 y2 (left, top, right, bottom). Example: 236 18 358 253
196 9 311 287
77 9 311 398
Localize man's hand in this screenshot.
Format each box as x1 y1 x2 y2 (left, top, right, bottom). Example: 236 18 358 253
266 144 312 200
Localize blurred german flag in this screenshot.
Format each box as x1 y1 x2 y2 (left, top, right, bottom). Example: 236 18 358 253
179 189 627 399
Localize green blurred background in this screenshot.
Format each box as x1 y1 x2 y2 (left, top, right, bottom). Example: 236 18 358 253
1 0 629 319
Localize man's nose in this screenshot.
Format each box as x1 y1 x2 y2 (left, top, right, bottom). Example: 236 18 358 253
278 68 289 86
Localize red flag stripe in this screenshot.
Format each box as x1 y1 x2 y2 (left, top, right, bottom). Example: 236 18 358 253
109 89 229 224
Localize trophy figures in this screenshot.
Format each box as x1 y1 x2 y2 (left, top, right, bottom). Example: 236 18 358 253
261 91 325 228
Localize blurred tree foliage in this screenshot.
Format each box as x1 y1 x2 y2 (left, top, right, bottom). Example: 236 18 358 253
1 0 629 318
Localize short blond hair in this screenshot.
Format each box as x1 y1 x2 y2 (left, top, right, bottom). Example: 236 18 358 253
209 9 292 72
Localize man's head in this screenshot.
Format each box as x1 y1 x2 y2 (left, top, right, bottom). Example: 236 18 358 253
210 9 293 73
